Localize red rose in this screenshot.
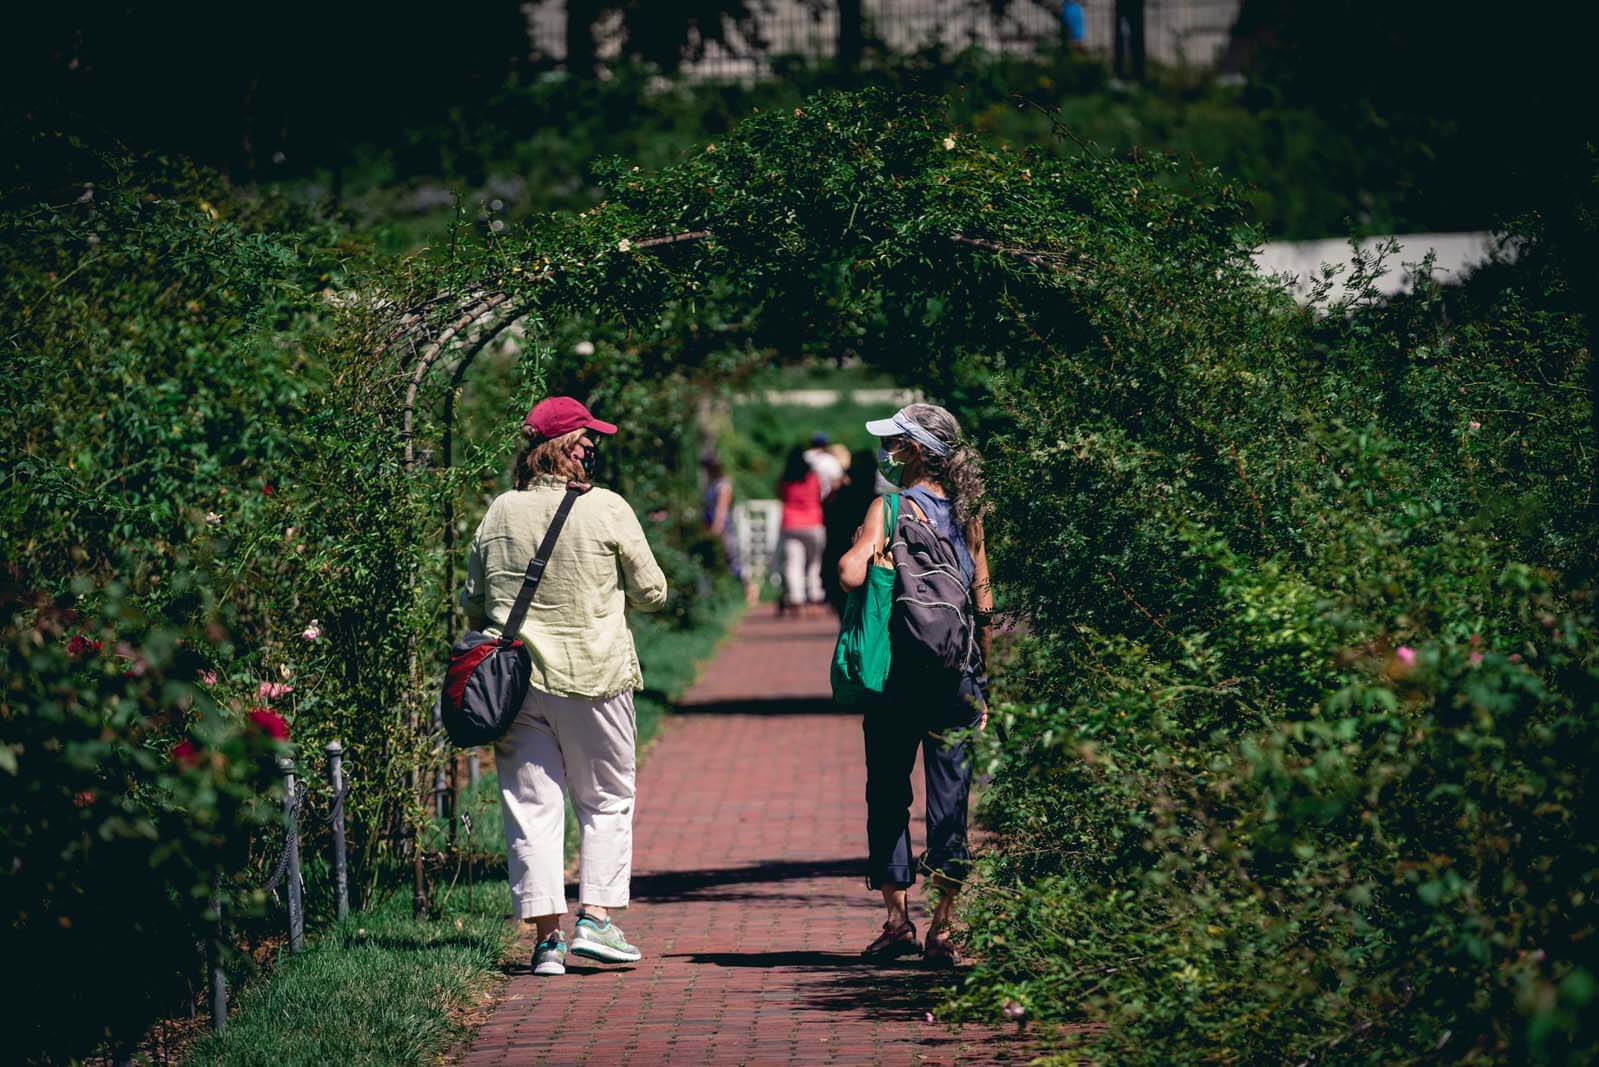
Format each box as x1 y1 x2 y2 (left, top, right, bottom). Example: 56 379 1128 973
66 634 103 658
247 707 291 740
172 739 203 768
261 483 275 497
72 789 96 808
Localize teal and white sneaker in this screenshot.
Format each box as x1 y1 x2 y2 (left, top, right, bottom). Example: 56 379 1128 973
532 930 567 976
569 913 642 964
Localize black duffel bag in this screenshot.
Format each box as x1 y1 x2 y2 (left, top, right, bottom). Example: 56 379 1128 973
441 483 588 746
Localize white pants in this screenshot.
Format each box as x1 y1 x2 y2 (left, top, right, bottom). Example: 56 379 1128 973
494 687 636 918
780 526 826 605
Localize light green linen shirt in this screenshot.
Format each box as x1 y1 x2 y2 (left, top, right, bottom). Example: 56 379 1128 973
459 476 668 699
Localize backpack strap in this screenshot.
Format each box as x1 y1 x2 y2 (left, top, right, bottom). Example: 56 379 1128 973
500 483 589 646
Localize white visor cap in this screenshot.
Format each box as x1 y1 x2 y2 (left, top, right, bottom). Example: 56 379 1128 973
864 407 952 457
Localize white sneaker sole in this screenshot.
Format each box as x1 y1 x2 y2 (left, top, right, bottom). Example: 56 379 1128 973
533 958 566 976
569 937 641 964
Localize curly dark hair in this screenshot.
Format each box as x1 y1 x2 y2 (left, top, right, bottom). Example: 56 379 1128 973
899 402 986 539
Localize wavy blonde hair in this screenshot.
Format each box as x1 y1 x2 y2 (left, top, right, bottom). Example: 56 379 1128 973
513 426 585 489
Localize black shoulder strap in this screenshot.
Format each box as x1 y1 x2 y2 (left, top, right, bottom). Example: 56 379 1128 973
500 483 589 645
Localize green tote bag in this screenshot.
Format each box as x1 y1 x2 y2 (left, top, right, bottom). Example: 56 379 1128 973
830 493 899 705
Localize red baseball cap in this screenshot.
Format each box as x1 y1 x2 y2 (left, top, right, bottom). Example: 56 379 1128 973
523 396 618 438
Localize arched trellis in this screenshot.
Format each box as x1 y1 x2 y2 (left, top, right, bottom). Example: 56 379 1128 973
370 89 1258 914
371 87 1258 678
395 228 717 472
392 230 1066 472
384 218 1075 646
388 224 1075 655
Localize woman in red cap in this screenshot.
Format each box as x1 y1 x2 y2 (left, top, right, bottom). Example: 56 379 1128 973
460 396 668 977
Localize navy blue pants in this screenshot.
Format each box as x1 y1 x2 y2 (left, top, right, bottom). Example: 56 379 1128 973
863 670 983 890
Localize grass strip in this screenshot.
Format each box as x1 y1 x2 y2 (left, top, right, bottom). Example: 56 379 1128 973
184 886 510 1066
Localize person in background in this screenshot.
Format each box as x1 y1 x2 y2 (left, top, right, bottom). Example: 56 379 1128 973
1114 0 1146 82
460 396 668 979
805 431 845 501
826 442 853 483
777 444 826 617
702 453 755 605
837 403 993 968
822 448 879 616
1059 0 1086 51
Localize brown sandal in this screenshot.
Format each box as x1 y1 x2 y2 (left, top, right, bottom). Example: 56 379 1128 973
923 933 957 969
862 919 920 959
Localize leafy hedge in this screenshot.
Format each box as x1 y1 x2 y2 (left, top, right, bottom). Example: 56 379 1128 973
5 87 1594 1064
951 191 1599 1060
2 170 340 1056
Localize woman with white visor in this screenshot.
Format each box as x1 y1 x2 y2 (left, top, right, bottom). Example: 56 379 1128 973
837 403 994 967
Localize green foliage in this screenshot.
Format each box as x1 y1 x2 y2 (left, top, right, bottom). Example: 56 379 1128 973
309 48 1494 247
0 589 286 1060
0 173 342 1058
5 84 1594 1065
946 188 1599 1060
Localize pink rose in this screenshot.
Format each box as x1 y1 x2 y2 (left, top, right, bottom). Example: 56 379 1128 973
257 681 295 701
1395 646 1417 668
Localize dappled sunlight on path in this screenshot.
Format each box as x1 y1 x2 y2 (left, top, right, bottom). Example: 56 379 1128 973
461 604 1038 1065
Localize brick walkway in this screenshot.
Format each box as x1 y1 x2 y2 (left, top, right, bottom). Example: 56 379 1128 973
462 605 1036 1066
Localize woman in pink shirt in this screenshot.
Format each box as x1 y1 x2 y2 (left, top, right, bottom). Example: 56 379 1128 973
777 445 826 616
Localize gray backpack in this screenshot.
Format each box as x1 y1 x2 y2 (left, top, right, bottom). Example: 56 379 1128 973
889 499 977 676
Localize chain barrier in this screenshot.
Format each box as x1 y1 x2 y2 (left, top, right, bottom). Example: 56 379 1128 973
261 781 306 899
258 777 352 900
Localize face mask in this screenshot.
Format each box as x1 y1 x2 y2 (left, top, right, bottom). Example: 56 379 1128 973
877 447 904 488
573 440 598 478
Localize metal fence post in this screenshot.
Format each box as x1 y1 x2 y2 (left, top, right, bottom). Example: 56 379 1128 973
467 750 481 789
279 757 304 953
325 741 349 921
432 696 450 821
208 878 227 1035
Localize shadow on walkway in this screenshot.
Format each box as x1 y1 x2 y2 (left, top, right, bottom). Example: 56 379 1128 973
675 696 855 716
663 949 910 970
666 949 982 1025
629 857 864 902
